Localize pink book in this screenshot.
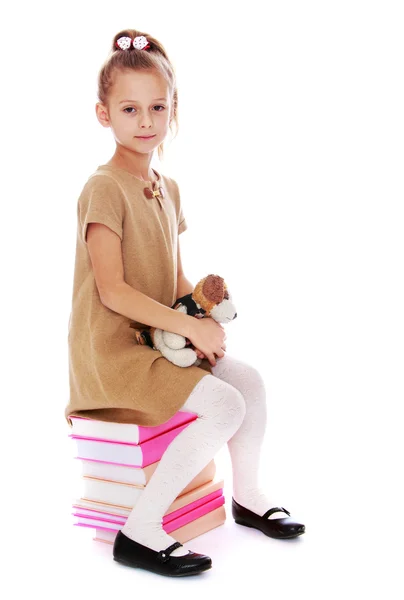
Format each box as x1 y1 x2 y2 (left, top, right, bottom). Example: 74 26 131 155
69 411 197 445
73 489 224 527
70 421 192 467
75 456 216 488
165 495 225 534
93 506 226 546
75 494 225 535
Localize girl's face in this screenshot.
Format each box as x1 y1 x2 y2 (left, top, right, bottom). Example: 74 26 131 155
97 69 172 154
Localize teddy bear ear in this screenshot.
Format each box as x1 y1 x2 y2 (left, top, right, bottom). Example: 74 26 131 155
202 275 225 303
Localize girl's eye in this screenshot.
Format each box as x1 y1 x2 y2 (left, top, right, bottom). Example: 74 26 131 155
123 105 166 114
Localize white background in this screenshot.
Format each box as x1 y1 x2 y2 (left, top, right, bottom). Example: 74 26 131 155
1 1 403 597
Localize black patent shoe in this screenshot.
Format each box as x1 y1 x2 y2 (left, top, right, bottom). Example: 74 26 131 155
112 530 212 577
232 497 305 539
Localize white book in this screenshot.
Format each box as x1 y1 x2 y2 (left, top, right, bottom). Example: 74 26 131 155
72 499 129 518
78 457 216 487
81 476 143 507
69 412 196 445
76 516 124 530
72 438 142 466
78 458 155 485
71 421 190 467
78 477 225 511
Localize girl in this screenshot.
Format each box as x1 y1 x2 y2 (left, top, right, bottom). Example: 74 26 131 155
66 28 305 578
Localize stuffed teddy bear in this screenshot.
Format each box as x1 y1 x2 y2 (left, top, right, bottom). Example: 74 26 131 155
130 274 237 367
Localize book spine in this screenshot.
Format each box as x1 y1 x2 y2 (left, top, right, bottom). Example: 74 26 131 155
70 411 197 444
140 422 190 466
72 421 195 467
138 412 197 444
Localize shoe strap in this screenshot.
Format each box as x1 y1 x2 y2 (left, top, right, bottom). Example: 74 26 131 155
157 541 184 563
262 506 291 519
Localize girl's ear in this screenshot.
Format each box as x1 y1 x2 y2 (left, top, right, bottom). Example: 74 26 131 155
95 102 111 128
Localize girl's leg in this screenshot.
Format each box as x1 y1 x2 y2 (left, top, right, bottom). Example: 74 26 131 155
211 354 286 518
121 374 246 556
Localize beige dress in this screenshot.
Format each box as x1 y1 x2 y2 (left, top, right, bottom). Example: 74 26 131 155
65 164 212 428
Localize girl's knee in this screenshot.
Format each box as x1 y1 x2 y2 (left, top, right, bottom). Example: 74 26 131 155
234 359 266 392
205 379 246 430
182 375 246 429
213 355 266 394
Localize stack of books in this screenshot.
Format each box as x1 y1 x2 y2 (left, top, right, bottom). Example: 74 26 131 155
69 412 226 546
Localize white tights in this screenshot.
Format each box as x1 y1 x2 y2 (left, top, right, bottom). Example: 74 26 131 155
122 354 282 557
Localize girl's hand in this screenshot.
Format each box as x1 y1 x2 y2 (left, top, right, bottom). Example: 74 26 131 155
187 318 227 366
196 342 227 360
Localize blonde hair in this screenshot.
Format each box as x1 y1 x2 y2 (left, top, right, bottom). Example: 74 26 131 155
97 29 179 160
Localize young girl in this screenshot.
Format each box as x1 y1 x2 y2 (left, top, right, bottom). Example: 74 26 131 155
66 28 305 577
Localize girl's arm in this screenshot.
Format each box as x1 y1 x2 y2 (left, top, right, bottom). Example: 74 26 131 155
176 274 194 299
87 222 195 338
103 282 194 337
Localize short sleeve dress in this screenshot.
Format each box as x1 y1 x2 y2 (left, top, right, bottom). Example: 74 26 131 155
65 163 212 428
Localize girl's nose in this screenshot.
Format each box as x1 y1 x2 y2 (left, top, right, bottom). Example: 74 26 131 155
139 114 153 128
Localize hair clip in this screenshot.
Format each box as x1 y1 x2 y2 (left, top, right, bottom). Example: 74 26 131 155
133 36 150 50
116 35 151 51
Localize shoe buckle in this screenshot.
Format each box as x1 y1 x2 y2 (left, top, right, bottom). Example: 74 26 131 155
157 541 183 563
157 550 170 563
